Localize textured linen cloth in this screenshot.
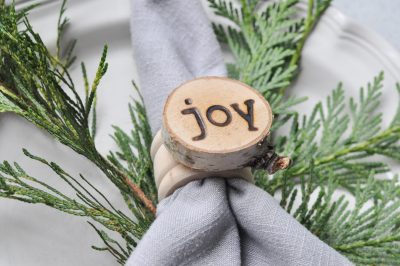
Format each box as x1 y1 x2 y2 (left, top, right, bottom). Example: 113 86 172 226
127 0 352 265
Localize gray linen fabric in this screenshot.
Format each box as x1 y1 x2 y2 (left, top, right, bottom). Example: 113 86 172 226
127 0 352 265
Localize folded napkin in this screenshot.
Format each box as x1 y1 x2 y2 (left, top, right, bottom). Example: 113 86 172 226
127 0 352 265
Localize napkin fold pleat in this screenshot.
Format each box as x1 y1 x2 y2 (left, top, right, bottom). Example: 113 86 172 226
127 0 352 265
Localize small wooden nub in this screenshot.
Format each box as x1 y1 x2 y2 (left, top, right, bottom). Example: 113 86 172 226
162 77 273 171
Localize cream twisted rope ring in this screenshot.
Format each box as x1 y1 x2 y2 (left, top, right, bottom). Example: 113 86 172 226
151 77 290 200
151 130 254 200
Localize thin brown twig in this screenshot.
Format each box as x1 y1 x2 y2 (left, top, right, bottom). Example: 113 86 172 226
102 157 156 215
124 176 157 215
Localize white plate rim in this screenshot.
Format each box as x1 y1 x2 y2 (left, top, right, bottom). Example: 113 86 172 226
322 5 400 80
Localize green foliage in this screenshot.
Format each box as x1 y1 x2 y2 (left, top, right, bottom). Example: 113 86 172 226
331 176 400 265
392 84 400 127
209 0 331 124
0 0 100 159
253 73 400 263
0 0 399 265
281 171 400 265
0 150 143 264
107 84 157 205
0 0 157 211
0 1 156 263
257 73 400 194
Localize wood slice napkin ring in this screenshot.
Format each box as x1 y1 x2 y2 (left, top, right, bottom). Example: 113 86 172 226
162 76 291 172
151 130 254 200
151 76 291 199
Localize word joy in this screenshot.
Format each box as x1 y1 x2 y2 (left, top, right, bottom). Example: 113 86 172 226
181 98 258 141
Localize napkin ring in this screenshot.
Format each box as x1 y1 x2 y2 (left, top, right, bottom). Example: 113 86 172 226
152 77 290 199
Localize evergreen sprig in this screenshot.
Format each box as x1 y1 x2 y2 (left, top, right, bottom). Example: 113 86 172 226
107 85 157 206
281 170 400 265
0 0 399 265
256 73 400 195
0 1 156 215
209 0 331 125
331 176 400 265
0 149 144 264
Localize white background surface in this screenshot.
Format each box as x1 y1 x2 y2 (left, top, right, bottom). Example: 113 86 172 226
0 0 399 265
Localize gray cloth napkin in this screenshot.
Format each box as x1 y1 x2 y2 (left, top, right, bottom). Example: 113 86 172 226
127 0 352 265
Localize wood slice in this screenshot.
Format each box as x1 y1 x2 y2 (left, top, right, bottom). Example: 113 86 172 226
162 77 273 171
